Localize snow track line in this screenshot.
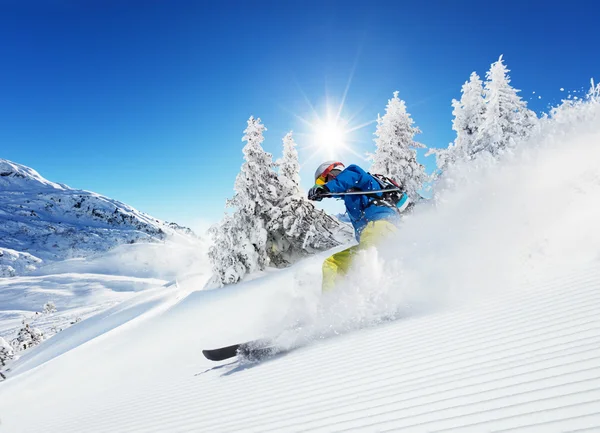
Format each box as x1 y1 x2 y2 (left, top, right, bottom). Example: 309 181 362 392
227 352 600 432
178 294 600 416
178 300 593 426
5 268 600 433
208 282 600 393
279 364 600 432
207 332 600 431
52 276 590 428
432 400 600 433
558 424 600 433
72 342 599 433
492 413 600 433
185 296 600 415
222 346 600 432
195 282 600 432
340 390 600 433
276 278 600 360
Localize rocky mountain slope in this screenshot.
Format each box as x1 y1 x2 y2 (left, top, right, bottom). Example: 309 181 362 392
0 158 195 276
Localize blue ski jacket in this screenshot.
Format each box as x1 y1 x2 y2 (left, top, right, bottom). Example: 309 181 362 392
324 164 399 240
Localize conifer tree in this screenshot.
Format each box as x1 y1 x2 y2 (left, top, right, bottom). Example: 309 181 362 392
278 131 301 196
371 91 427 200
474 55 538 156
0 337 14 365
12 321 44 351
428 72 486 172
453 72 486 159
208 117 274 286
208 214 260 286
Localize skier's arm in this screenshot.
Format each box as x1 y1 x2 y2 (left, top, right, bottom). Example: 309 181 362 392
325 165 368 194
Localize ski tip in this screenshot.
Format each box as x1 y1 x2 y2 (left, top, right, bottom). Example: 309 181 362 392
202 349 221 361
202 343 241 361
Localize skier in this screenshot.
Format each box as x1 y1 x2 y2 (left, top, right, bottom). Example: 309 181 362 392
308 161 402 291
203 162 407 362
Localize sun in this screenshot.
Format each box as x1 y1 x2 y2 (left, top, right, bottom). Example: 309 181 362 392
285 68 377 165
298 110 370 162
316 121 346 152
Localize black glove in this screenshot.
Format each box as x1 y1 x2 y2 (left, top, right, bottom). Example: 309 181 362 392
308 185 328 201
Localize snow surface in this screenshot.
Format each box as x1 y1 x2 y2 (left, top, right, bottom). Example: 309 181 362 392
0 240 210 367
0 261 599 432
1 95 599 431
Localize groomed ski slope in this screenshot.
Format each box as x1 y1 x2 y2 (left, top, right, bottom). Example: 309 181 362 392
1 95 600 432
0 262 599 432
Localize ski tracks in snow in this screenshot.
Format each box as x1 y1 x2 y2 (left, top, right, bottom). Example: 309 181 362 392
1 266 599 432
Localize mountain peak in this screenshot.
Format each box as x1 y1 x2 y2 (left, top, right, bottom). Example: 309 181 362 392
0 158 68 190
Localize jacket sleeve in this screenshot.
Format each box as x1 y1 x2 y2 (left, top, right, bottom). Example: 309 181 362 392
325 165 368 194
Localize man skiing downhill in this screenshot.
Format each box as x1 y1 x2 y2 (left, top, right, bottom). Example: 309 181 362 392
204 161 410 362
308 161 405 292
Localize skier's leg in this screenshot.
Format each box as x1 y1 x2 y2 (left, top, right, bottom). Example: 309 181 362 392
357 220 398 250
322 246 357 291
322 220 396 291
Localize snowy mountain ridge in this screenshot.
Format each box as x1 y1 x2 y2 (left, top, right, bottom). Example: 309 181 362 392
0 158 196 276
0 159 69 191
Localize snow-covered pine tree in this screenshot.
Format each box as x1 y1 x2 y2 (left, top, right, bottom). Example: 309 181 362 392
473 55 538 156
11 321 44 351
208 116 276 286
208 214 260 286
229 116 280 218
454 72 486 158
0 337 13 379
371 91 427 200
277 131 301 196
0 336 14 365
427 72 485 177
428 72 487 173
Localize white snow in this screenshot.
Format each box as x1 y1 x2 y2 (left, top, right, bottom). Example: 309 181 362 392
0 260 599 432
0 91 599 432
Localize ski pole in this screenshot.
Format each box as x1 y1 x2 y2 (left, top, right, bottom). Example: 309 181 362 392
321 188 401 197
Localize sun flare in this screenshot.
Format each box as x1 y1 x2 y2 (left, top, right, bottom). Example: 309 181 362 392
287 71 377 165
316 121 346 151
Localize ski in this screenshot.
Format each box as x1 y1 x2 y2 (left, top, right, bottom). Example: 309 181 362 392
202 343 242 361
202 339 277 362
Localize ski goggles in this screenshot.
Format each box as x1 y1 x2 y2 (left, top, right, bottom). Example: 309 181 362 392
315 162 343 185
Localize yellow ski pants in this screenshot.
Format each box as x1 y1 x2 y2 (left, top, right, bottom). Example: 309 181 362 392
322 219 398 292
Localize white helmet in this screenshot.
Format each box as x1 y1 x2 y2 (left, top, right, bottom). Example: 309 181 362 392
314 161 345 183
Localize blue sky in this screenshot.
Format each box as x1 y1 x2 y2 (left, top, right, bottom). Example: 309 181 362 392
1 0 598 232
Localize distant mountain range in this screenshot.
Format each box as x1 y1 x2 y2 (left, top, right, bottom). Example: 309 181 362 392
0 158 196 277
